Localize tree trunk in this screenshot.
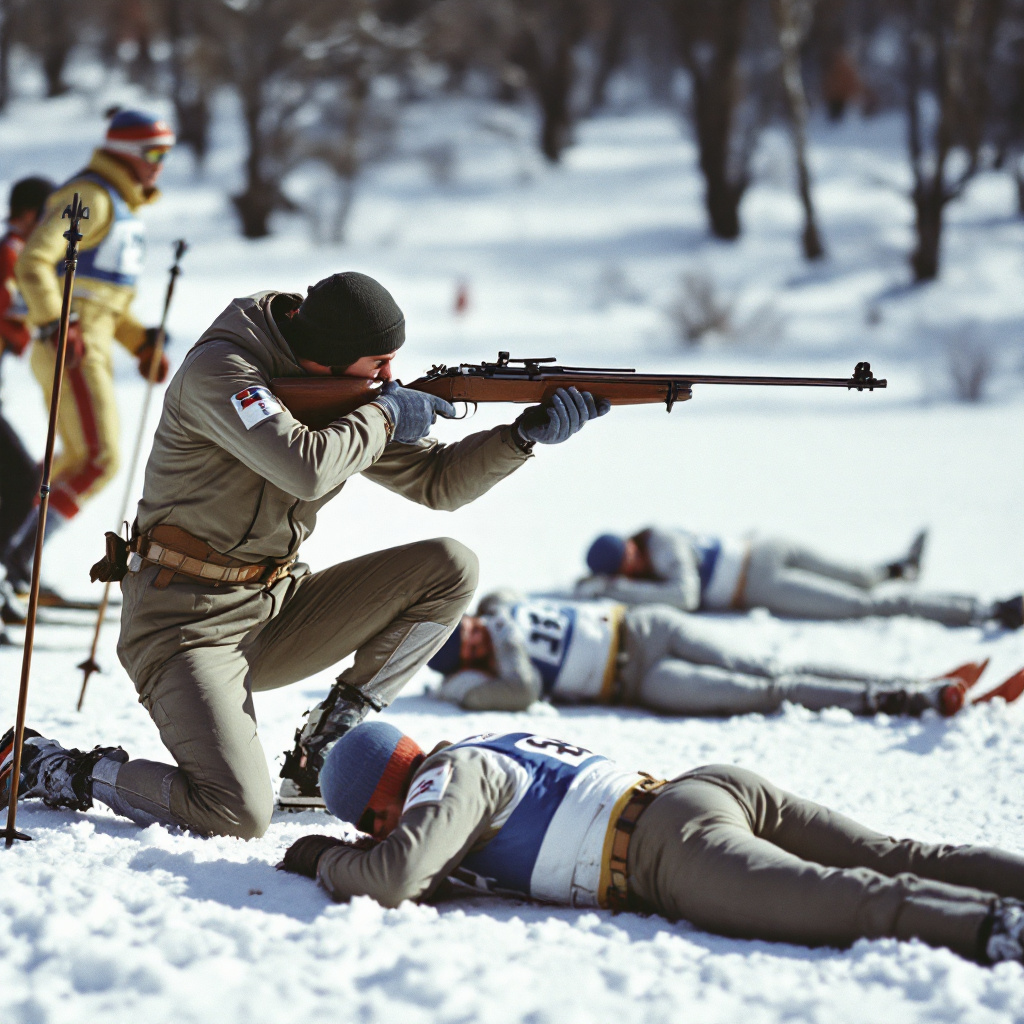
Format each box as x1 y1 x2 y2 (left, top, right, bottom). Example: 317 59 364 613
42 0 72 97
233 87 275 238
910 188 945 281
673 0 752 241
0 0 12 112
537 37 575 163
588 0 628 112
692 70 745 239
772 0 825 260
704 145 745 238
331 176 357 244
165 0 211 167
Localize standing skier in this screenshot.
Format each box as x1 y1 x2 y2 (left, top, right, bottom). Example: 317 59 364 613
2 272 609 838
578 526 1023 629
0 176 53 630
5 108 175 593
427 591 1024 717
279 721 1024 968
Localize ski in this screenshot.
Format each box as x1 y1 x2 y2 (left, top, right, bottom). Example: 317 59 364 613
1 608 121 631
936 660 989 689
276 777 327 812
972 667 1024 706
15 592 122 612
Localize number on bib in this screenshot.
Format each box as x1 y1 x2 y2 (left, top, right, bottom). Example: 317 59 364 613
513 602 572 667
514 735 594 767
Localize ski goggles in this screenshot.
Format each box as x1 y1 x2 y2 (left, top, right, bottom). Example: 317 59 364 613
141 145 172 165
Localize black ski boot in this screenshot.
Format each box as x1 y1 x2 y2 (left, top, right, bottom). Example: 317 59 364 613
885 529 928 581
984 899 1024 964
0 576 26 625
993 595 1024 631
278 680 376 810
1 726 127 810
868 687 938 717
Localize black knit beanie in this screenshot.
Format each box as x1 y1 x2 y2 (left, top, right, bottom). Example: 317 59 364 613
287 272 405 367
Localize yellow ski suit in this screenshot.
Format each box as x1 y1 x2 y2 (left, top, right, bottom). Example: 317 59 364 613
16 149 158 518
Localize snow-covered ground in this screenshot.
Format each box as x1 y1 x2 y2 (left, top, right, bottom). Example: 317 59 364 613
1 81 1024 1024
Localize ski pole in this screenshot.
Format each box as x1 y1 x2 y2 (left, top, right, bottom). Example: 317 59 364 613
76 239 187 711
3 193 89 847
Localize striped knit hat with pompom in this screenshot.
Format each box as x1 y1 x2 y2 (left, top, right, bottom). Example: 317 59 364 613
103 107 176 158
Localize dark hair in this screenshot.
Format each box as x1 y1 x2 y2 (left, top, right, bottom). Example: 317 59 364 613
9 176 56 219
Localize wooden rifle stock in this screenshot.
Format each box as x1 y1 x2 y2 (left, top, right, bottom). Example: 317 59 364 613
270 353 886 429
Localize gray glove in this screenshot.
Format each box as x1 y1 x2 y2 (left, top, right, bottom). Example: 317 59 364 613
514 386 610 446
372 381 457 443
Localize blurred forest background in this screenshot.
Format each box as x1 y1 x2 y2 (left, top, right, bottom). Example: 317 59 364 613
3 0 1023 279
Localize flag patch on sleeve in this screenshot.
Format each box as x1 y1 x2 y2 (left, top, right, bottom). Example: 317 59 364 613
403 762 452 812
231 386 283 430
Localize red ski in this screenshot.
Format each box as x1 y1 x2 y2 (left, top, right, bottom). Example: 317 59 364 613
936 660 989 689
973 667 1024 706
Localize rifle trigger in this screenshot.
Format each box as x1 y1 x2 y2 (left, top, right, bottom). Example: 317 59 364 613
451 401 475 420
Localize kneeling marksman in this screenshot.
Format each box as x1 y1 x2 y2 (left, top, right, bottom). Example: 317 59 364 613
1 272 608 837
427 591 1024 716
280 721 1024 967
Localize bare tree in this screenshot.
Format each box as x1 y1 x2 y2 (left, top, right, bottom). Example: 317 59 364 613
771 0 825 259
665 0 778 240
587 0 630 112
151 0 214 168
983 0 1024 211
423 0 610 162
304 13 413 242
421 0 518 92
200 0 329 238
0 0 16 112
900 0 1003 281
506 0 611 162
22 0 75 96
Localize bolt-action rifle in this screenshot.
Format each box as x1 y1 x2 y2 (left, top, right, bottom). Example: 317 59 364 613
270 352 886 429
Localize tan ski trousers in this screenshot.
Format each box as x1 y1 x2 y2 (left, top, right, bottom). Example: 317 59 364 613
628 766 1024 959
111 537 477 839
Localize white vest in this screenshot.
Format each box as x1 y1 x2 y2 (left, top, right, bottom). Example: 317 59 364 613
700 535 750 610
509 598 623 702
447 732 645 907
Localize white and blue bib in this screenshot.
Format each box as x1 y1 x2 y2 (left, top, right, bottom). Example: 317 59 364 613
508 598 622 702
681 531 748 610
57 173 146 287
447 731 644 907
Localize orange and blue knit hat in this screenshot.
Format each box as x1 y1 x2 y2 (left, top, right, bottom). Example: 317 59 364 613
103 108 176 158
319 721 425 827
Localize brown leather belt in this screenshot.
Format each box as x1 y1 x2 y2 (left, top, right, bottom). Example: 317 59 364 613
605 774 667 911
729 542 753 610
130 524 295 590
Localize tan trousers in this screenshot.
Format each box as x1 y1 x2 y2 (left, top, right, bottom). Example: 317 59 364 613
110 538 477 839
628 766 1024 960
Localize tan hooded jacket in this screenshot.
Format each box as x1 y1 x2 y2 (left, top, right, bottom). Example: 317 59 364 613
135 291 531 562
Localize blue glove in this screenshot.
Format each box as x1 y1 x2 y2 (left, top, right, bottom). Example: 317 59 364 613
372 381 457 444
514 386 610 446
